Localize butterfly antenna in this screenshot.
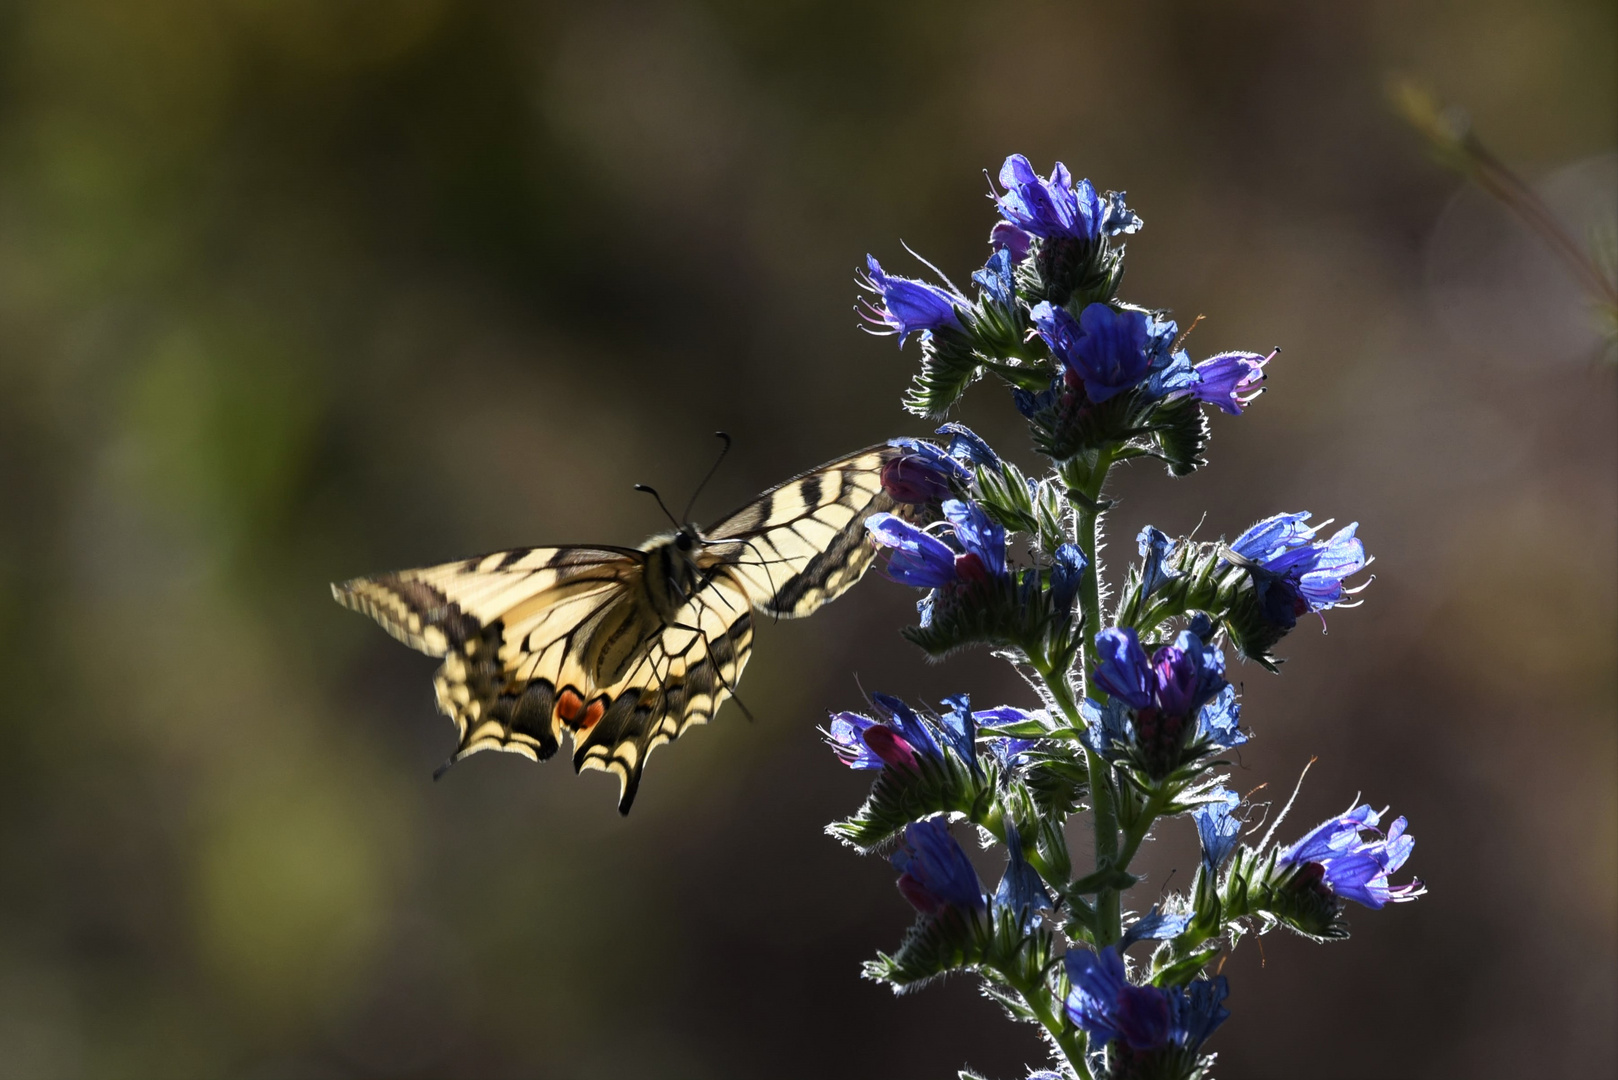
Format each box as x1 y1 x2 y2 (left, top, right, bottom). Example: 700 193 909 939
682 431 732 523
634 484 681 528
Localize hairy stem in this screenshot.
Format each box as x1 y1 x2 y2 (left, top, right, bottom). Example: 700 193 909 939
1010 973 1091 1079
1065 448 1122 945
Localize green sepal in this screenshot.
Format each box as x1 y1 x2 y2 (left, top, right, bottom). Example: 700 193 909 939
864 902 1056 995
1220 586 1287 672
972 460 1070 556
1020 741 1091 823
1026 384 1147 463
1149 394 1212 476
826 749 999 853
902 570 1080 677
905 327 984 418
1015 234 1123 310
1114 539 1230 637
1242 851 1351 942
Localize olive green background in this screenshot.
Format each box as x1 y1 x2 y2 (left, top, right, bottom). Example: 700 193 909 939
0 2 1612 1077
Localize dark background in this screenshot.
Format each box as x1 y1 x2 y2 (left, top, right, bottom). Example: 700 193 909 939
0 2 1613 1077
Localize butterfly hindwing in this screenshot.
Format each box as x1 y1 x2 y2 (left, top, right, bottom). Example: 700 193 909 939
333 442 908 813
333 546 646 764
570 575 754 811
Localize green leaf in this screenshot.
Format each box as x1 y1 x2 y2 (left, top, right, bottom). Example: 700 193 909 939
980 719 1051 739
1149 945 1221 987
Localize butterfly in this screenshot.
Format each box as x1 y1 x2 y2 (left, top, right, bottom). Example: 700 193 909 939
332 442 913 813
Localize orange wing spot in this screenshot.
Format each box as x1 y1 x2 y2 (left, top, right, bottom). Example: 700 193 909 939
579 698 606 730
556 688 584 725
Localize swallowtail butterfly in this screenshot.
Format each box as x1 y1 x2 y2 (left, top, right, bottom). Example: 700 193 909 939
333 443 910 812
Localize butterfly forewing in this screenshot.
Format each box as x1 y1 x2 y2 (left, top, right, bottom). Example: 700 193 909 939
333 443 908 813
700 444 903 617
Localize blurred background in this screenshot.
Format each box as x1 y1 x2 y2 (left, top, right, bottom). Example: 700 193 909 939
0 1 1613 1077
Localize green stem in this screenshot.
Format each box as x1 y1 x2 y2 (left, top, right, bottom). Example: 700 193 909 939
974 803 1063 888
1066 447 1122 945
1010 974 1090 1079
1116 786 1170 870
1086 749 1122 945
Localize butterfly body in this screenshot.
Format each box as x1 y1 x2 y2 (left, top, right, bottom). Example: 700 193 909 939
334 444 910 812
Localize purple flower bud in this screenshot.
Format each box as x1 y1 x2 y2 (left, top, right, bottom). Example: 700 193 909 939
1049 543 1087 612
881 438 970 504
890 817 987 917
989 220 1032 262
862 725 920 773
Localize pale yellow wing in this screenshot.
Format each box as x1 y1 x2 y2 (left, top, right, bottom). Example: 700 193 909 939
333 443 908 813
698 443 909 616
333 544 753 812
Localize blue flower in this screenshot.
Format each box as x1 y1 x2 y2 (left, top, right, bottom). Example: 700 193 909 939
1182 350 1273 415
1169 976 1232 1051
1281 803 1423 909
866 499 1009 593
994 154 1104 242
934 422 1002 471
1229 512 1369 630
993 822 1053 929
1087 626 1234 775
871 692 944 760
1196 685 1246 751
824 693 945 774
1121 906 1191 947
865 513 959 588
971 248 1017 310
1049 543 1088 613
891 816 987 917
825 711 886 770
1136 525 1180 599
882 437 971 504
976 706 1041 768
1012 379 1059 420
943 498 1008 580
1031 302 1155 404
857 255 964 344
1193 788 1242 876
1102 191 1144 236
1064 947 1230 1056
937 693 981 777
